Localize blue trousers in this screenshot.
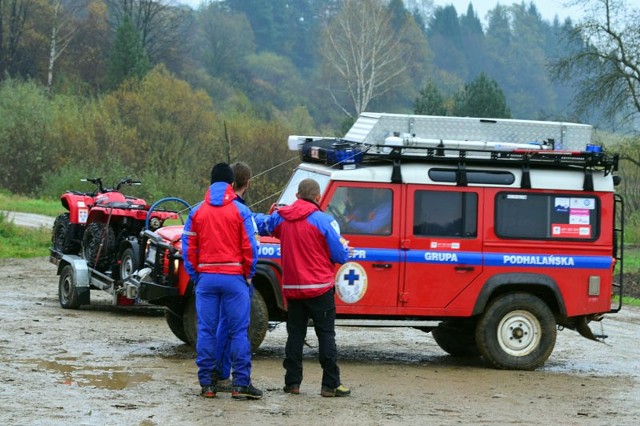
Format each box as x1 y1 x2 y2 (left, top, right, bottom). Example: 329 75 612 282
195 273 252 387
216 286 254 380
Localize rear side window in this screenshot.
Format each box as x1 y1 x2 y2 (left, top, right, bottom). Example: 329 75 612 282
413 191 477 238
495 192 599 240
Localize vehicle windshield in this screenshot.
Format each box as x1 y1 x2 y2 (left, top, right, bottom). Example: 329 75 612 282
276 169 330 206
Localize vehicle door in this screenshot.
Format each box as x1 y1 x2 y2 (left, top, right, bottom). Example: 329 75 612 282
323 182 402 313
401 186 483 310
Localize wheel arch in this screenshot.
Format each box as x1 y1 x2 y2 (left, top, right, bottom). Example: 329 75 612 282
472 273 565 317
254 261 286 321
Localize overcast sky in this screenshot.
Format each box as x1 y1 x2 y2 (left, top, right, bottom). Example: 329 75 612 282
177 0 584 24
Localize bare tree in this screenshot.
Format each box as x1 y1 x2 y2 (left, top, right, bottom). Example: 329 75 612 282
319 0 409 117
553 0 640 127
106 0 186 64
45 0 83 94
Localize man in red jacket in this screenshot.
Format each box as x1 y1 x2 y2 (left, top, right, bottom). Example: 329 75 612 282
256 178 351 397
182 162 262 400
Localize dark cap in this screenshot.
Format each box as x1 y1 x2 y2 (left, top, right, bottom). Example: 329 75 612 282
210 162 234 184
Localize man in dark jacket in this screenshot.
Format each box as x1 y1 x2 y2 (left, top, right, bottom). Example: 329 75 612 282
256 178 351 397
182 162 262 400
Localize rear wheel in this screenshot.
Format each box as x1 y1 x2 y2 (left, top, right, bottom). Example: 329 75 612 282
52 213 81 254
431 320 480 357
82 222 115 272
183 290 269 352
59 265 82 309
476 293 556 370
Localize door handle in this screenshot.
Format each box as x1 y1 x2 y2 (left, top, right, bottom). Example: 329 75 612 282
372 263 392 269
455 265 475 272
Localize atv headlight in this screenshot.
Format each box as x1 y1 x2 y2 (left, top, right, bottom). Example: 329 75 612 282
149 216 162 230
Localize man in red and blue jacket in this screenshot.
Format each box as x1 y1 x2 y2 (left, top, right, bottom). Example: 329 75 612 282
182 162 262 400
255 178 351 397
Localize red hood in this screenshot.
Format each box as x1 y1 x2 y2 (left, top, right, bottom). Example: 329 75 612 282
277 198 319 222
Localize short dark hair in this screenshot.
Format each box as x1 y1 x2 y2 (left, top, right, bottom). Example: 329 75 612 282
231 162 252 189
298 178 320 201
210 162 234 184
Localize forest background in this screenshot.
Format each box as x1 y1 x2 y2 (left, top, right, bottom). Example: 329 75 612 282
1 0 639 240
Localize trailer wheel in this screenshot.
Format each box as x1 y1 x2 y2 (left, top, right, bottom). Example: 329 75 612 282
431 321 480 357
82 222 115 272
476 293 556 370
114 247 139 281
52 213 81 254
59 265 82 309
182 291 269 353
164 308 189 344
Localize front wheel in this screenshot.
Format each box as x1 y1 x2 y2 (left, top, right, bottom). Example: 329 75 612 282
183 290 269 353
476 293 556 370
165 308 189 344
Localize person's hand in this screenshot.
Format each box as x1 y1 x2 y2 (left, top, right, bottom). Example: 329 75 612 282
246 278 252 286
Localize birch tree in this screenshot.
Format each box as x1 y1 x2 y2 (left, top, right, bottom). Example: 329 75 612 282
45 0 82 94
319 0 409 117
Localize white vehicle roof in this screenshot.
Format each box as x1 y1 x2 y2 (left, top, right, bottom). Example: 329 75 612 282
297 161 615 192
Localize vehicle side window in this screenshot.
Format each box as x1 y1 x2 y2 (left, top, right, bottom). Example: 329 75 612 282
327 187 392 235
495 193 599 240
413 191 477 238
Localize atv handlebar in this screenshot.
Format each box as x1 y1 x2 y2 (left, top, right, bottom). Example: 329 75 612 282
81 177 142 193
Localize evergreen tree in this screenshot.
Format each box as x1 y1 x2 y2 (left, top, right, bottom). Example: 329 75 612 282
414 81 447 115
107 15 149 89
453 72 511 118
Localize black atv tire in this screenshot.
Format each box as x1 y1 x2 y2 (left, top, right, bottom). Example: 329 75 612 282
52 213 81 254
183 290 269 353
165 308 189 344
431 320 481 358
82 222 116 272
475 292 556 370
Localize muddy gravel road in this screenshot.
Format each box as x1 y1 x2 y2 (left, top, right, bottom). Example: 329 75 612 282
1 257 639 426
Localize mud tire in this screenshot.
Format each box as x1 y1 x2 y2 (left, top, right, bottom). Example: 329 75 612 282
183 290 269 353
59 265 82 309
476 292 556 370
82 222 115 272
165 308 189 344
431 321 480 357
52 213 81 254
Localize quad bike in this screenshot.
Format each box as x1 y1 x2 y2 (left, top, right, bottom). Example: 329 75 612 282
51 177 178 277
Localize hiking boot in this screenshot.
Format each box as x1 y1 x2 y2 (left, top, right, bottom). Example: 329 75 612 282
320 384 351 397
283 384 300 395
232 384 263 400
216 378 232 393
200 385 216 398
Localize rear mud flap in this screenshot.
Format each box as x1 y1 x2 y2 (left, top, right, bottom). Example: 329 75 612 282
575 316 606 342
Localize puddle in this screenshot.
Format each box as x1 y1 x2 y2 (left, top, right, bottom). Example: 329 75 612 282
31 358 152 389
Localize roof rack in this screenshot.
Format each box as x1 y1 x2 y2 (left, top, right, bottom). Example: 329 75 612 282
289 113 619 190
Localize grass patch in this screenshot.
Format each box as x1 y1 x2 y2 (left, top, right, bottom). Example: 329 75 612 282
0 213 51 258
0 190 60 217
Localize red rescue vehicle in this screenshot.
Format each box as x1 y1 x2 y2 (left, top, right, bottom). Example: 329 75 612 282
56 113 624 371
